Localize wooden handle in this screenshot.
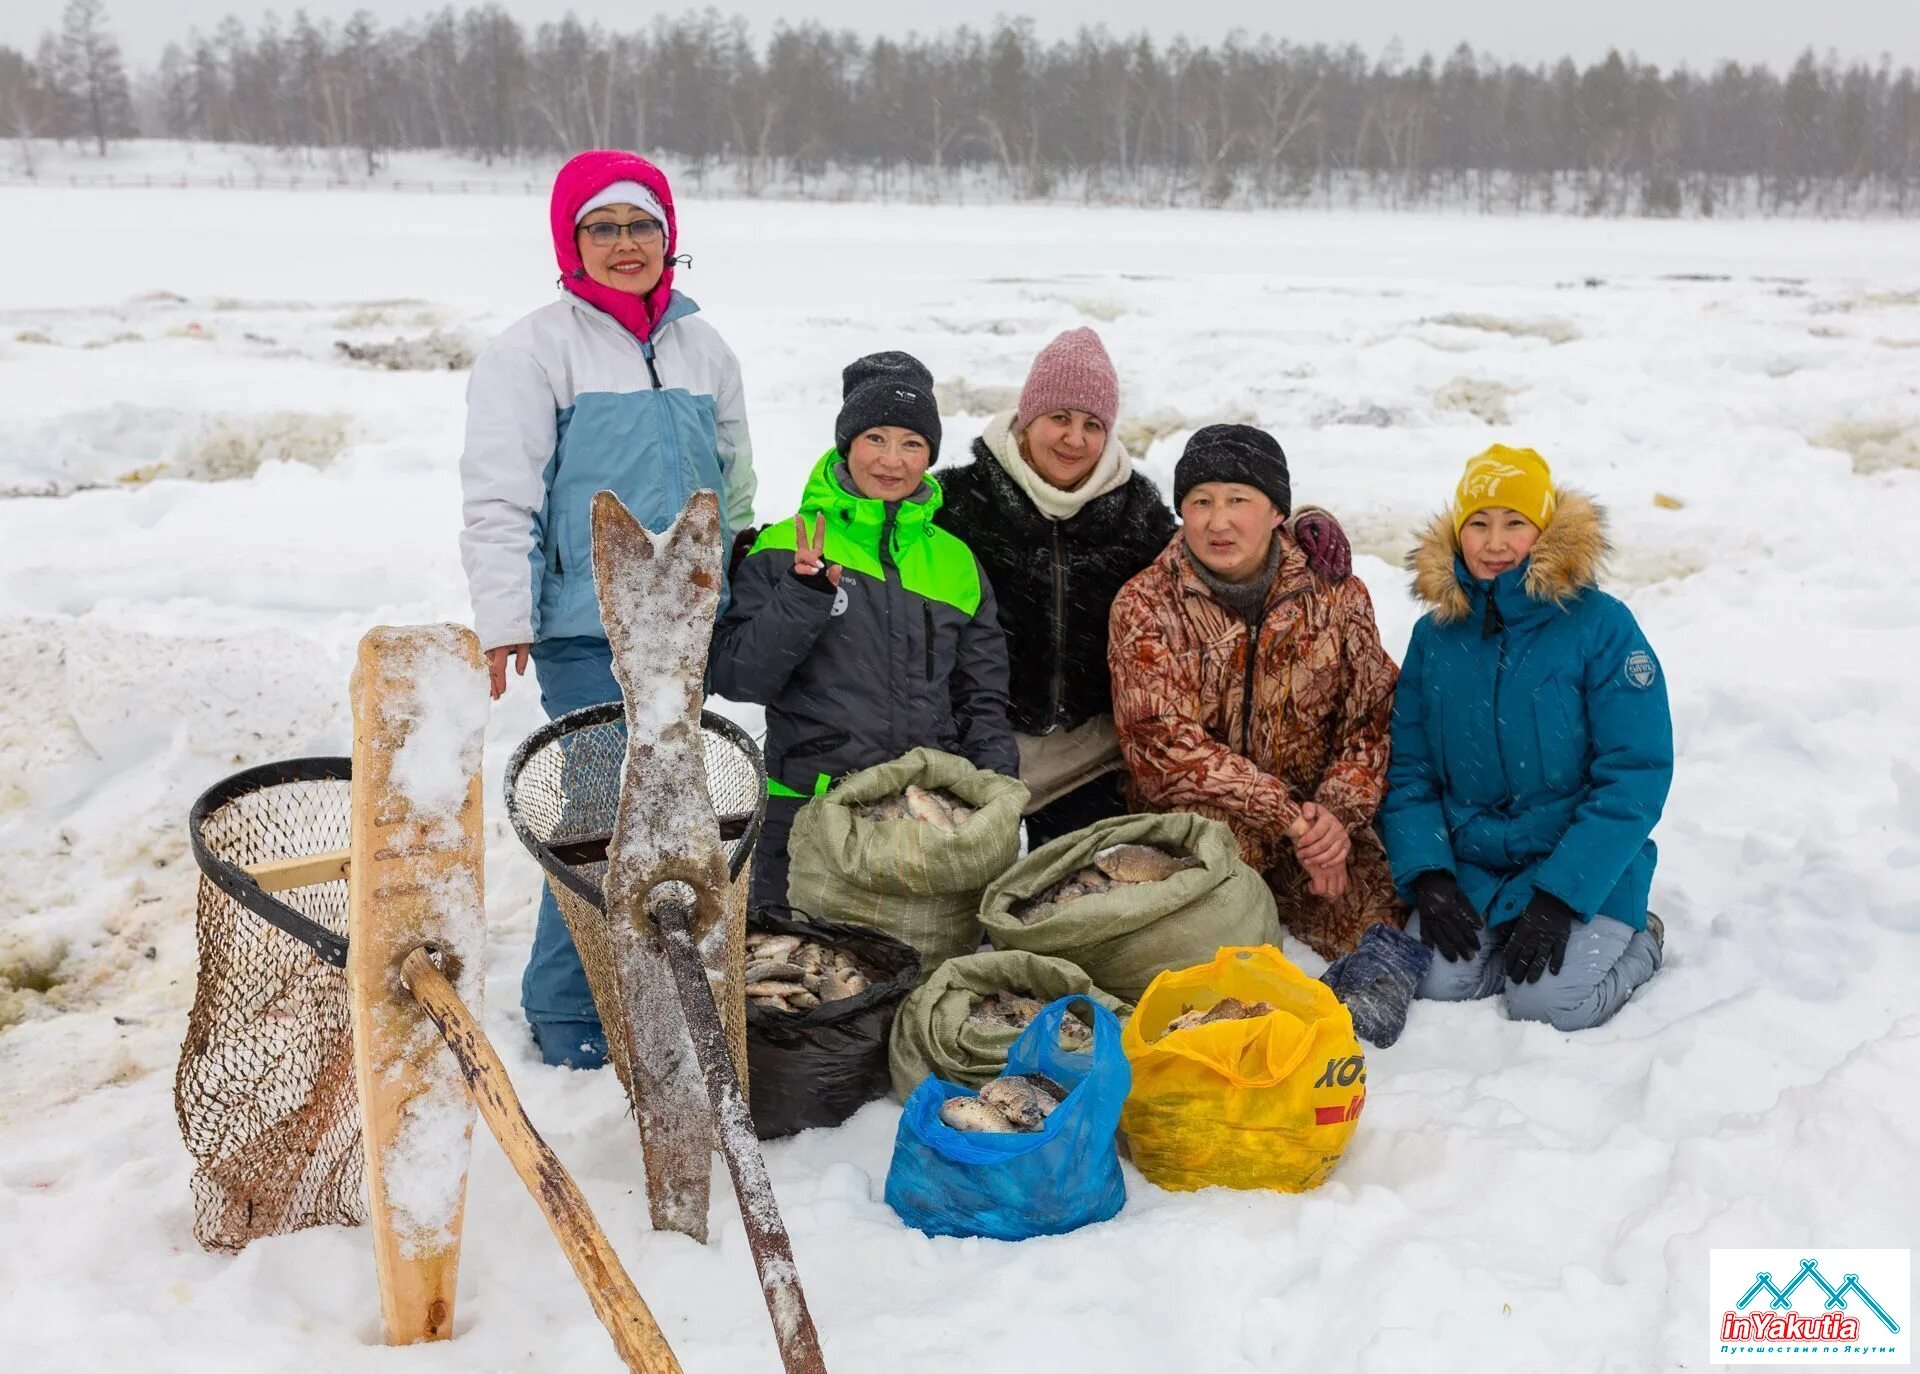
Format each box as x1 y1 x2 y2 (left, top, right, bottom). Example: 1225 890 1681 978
649 888 828 1374
401 947 685 1374
244 847 350 892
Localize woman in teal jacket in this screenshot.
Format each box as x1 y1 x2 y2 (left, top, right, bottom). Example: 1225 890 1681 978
1381 445 1672 1031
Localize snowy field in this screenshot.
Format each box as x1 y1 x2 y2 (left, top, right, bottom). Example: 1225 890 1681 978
1 184 1917 1372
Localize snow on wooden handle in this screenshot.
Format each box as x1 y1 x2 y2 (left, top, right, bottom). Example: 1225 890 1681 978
400 947 685 1374
347 624 488 1345
591 490 737 1242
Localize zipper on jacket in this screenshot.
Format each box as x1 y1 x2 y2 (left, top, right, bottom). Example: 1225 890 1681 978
1239 608 1268 754
879 504 900 579
1048 523 1068 730
923 603 935 682
637 335 689 521
1236 586 1307 754
880 503 901 749
577 295 669 393
1486 582 1512 805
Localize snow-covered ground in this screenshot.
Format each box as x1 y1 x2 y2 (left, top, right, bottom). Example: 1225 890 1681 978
1 183 1917 1372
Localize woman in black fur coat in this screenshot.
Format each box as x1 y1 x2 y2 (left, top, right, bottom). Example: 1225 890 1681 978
935 328 1350 846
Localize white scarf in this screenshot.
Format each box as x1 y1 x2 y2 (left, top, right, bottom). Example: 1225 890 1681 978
980 411 1133 522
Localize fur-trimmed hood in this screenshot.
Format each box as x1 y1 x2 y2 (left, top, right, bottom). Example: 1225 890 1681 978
1409 489 1608 624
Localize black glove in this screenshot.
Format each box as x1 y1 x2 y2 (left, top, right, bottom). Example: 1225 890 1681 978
1412 871 1483 963
1503 890 1576 985
727 525 761 581
788 564 837 594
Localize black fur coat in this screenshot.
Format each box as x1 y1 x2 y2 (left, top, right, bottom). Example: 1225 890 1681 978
935 437 1177 733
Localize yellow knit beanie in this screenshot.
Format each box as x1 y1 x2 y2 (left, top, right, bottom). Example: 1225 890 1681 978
1453 444 1556 534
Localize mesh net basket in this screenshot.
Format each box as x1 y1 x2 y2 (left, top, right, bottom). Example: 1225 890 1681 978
176 711 762 1255
179 758 363 1254
505 704 766 1111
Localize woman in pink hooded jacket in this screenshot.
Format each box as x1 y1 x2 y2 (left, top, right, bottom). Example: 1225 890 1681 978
458 150 756 1067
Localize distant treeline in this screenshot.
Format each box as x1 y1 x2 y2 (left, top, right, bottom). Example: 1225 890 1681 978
6 1 1920 215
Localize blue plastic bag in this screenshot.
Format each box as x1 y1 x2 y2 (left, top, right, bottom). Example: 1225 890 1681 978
883 995 1130 1240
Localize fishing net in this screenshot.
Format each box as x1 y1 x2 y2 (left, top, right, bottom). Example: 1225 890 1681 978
176 709 762 1256
506 704 764 1114
178 758 361 1254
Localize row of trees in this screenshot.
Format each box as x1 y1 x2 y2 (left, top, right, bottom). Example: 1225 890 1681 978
6 2 1920 214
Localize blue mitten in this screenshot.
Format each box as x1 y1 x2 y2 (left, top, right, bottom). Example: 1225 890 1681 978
1320 924 1434 1048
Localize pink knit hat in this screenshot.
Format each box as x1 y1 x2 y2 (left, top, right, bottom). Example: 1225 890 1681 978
1015 327 1119 433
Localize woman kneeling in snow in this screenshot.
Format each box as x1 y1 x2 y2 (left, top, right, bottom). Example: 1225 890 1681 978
1380 445 1672 1031
710 352 1020 907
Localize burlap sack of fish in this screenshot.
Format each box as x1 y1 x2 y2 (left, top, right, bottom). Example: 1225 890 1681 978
744 906 921 1139
786 747 1029 971
884 995 1130 1241
1120 945 1366 1193
887 948 1131 1099
978 812 1281 1002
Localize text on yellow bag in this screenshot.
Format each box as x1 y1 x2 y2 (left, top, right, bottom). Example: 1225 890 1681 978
1120 945 1365 1193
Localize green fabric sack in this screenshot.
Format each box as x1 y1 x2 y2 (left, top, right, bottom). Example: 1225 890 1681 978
886 948 1131 1099
787 748 1028 973
978 812 1281 1002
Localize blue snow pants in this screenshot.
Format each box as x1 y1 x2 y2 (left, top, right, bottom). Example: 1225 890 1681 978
522 636 620 1047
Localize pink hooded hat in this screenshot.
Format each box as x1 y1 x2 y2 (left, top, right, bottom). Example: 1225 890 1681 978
550 149 679 343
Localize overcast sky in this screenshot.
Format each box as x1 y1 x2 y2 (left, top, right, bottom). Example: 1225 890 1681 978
7 0 1917 74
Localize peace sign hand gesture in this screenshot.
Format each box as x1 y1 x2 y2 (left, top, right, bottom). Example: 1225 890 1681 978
791 513 842 587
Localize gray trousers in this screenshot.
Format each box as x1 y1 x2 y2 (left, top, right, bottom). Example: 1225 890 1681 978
1405 910 1662 1031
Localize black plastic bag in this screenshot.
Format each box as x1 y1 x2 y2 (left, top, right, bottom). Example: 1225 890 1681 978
746 905 922 1139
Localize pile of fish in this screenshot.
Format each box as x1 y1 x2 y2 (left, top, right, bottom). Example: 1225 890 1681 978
966 990 1094 1052
745 931 872 1014
938 1072 1071 1133
855 784 975 831
1009 843 1201 924
1154 996 1278 1040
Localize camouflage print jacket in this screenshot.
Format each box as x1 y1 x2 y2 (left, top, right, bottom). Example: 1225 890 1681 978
1107 533 1399 871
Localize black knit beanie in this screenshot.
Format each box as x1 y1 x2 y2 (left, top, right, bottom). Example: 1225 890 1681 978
1173 424 1291 516
835 351 942 462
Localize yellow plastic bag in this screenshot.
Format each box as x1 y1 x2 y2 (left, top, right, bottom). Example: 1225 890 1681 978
1120 946 1366 1193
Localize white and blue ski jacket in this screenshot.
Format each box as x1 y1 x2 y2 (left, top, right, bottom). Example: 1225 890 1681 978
458 289 755 650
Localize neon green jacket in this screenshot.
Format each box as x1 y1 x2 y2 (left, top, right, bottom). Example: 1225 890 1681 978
709 449 1018 795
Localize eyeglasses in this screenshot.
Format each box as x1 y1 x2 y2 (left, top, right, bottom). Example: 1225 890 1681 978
579 218 664 246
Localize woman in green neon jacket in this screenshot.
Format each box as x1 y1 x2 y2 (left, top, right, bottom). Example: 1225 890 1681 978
710 351 1019 907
